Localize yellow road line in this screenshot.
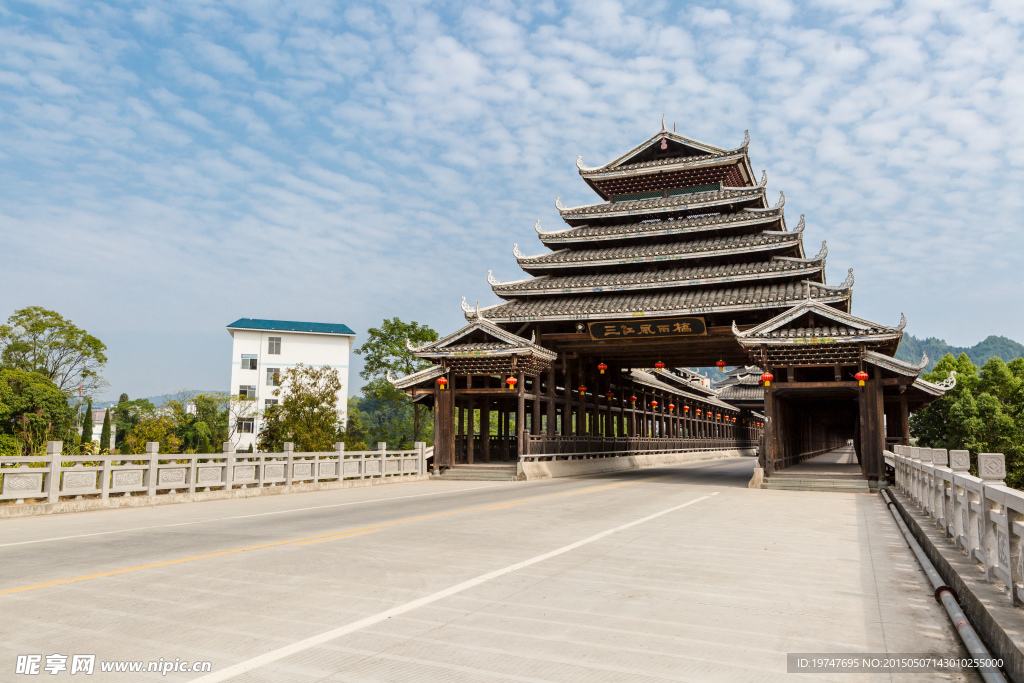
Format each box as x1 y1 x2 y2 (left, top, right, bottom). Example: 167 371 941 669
0 471 676 596
293 530 379 546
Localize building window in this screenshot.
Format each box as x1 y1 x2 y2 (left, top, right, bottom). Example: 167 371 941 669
268 336 281 355
264 399 279 410
237 418 254 433
238 385 256 399
266 367 280 386
241 354 257 370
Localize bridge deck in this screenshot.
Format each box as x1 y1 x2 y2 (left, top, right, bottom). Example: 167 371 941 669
774 445 864 478
0 459 977 681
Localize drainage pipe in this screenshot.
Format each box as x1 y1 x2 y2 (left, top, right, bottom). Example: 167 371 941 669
880 488 1007 683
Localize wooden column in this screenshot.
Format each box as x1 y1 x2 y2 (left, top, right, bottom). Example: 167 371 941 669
481 396 491 463
859 366 885 482
434 383 455 469
517 371 526 458
546 366 556 436
466 394 475 464
899 393 910 446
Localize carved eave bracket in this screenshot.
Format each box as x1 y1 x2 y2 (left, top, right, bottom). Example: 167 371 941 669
487 270 501 286
794 214 805 233
935 370 957 391
555 196 567 211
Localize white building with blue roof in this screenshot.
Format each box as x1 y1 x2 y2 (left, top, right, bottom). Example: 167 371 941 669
226 318 356 451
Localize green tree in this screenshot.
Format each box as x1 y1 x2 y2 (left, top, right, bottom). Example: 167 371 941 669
340 397 369 451
0 368 75 454
100 407 112 452
355 318 438 445
258 364 345 452
121 415 181 455
80 399 94 446
112 398 157 450
0 307 108 396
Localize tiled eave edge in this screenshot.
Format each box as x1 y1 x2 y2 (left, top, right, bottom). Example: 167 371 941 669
390 364 446 390
862 349 927 377
580 151 748 181
493 263 824 298
471 292 851 324
540 210 783 245
735 331 901 346
517 233 801 270
415 346 558 362
558 189 765 222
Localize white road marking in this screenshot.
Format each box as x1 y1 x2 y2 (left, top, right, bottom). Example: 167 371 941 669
0 484 504 548
190 492 718 682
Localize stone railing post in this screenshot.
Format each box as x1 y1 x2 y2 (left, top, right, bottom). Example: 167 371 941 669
100 450 112 499
950 450 971 549
46 440 63 503
978 453 1007 582
377 442 386 478
223 441 235 490
415 442 425 476
931 448 951 534
334 442 345 481
284 442 294 485
146 442 159 496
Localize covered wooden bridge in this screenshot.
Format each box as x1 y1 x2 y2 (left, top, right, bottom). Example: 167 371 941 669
392 122 952 484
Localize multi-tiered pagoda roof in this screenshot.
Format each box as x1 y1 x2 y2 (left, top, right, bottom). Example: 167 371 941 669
472 123 852 329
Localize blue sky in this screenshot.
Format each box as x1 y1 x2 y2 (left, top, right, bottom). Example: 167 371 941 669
1 0 1022 400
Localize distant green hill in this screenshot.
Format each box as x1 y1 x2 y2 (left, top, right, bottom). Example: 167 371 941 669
896 334 1024 372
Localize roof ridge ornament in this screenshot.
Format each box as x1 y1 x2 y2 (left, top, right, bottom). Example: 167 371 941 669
386 369 397 385
576 155 596 172
460 296 473 314
405 338 417 352
774 191 785 208
794 214 805 233
815 240 827 260
759 170 767 187
898 313 908 331
513 243 525 259
487 270 501 286
555 196 567 211
534 218 546 234
840 268 854 288
742 129 750 148
661 114 667 132
475 302 482 320
935 370 957 391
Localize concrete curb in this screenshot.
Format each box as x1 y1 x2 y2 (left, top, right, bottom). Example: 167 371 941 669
886 488 1024 683
518 449 755 480
0 474 431 519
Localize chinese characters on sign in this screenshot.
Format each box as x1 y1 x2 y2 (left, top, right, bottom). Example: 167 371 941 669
587 317 707 341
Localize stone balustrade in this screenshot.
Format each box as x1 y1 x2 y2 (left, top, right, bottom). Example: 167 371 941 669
0 440 429 505
887 445 1024 606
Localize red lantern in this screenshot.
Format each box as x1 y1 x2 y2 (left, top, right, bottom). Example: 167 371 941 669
654 361 665 370
761 372 774 387
683 405 690 413
437 377 448 390
696 409 702 416
716 359 727 370
732 416 737 423
855 371 869 386
650 400 659 409
716 413 721 420
630 395 637 404
668 403 675 412
506 376 517 390
597 362 608 374
605 391 613 400
578 385 587 394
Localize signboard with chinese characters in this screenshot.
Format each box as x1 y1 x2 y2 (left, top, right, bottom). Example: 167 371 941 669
587 317 707 340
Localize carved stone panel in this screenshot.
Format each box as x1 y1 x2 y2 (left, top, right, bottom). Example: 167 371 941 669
233 465 256 482
63 471 97 492
911 447 920 460
343 461 360 476
978 453 1006 481
112 470 144 488
264 464 285 479
365 460 381 475
385 459 400 474
197 467 221 483
950 450 970 472
998 530 1009 568
293 463 312 479
931 449 949 466
319 462 337 478
3 472 43 495
158 468 186 486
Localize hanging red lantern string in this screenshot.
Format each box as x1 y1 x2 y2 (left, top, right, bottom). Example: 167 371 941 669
668 403 675 412
578 385 587 395
716 359 727 370
506 376 517 390
597 362 608 375
855 371 869 386
650 400 659 409
436 377 448 390
630 395 637 404
761 372 774 387
683 405 690 413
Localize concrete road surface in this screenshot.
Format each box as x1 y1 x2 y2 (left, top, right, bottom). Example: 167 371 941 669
0 458 979 682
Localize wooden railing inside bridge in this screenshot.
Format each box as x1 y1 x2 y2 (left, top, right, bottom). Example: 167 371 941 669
523 435 757 461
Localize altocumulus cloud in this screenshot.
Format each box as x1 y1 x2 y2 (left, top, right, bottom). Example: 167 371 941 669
0 0 1021 398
